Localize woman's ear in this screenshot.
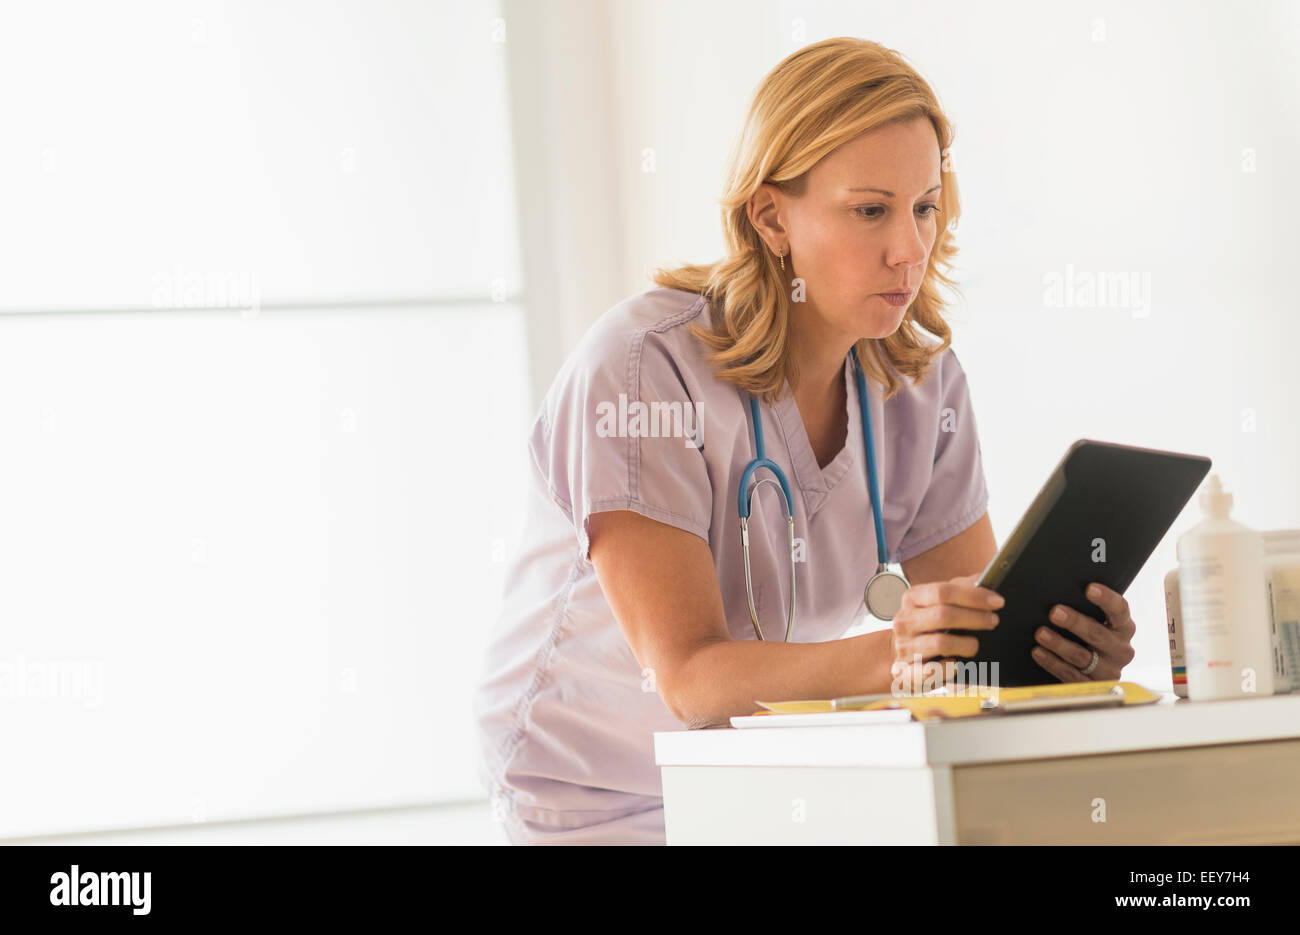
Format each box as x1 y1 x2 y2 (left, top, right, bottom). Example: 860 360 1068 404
746 182 787 254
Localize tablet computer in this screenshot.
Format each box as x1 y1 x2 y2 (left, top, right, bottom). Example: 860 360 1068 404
951 439 1211 688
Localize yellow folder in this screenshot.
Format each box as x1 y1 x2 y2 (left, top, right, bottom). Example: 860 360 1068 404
753 680 1160 721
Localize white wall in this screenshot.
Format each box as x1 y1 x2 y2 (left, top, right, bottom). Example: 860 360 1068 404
0 0 521 308
502 0 632 406
0 0 528 838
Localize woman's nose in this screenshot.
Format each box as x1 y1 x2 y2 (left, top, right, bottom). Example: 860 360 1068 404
885 216 928 268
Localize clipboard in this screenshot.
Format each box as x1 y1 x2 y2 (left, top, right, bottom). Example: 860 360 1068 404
731 680 1160 727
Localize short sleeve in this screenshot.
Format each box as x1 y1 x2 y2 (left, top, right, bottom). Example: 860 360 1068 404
894 348 990 564
531 327 712 563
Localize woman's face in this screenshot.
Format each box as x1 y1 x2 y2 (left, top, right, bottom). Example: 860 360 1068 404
761 115 943 342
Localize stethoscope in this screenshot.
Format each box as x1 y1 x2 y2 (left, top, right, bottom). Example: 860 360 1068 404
738 345 910 641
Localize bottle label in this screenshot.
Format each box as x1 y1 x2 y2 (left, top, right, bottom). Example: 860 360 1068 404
1181 556 1232 668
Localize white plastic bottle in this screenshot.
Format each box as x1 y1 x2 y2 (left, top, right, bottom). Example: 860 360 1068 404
1263 529 1300 694
1177 475 1274 700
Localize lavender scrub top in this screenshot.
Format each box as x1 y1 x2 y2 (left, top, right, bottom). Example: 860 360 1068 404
473 287 989 844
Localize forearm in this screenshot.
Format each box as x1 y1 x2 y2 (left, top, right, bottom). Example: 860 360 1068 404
661 629 896 729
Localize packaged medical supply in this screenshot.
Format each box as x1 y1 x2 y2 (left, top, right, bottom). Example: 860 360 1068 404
1163 546 1187 698
1263 529 1300 694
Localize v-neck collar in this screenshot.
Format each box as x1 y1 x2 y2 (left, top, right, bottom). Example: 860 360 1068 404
772 354 862 517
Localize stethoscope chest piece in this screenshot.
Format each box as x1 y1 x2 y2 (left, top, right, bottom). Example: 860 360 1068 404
864 566 909 621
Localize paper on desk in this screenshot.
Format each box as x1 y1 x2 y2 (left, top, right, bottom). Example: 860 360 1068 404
750 680 1160 722
730 708 916 729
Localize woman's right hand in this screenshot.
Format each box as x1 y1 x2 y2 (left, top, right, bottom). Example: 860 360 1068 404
890 573 1004 694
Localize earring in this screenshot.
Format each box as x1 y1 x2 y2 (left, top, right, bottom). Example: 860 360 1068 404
779 248 786 272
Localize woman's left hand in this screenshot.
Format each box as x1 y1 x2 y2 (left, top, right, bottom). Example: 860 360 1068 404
1031 582 1137 682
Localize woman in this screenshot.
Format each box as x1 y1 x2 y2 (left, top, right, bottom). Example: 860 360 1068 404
474 37 1137 846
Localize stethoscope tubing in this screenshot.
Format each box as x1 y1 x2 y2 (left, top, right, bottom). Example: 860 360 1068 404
738 345 904 640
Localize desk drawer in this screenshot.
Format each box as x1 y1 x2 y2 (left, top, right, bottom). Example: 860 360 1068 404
953 738 1300 844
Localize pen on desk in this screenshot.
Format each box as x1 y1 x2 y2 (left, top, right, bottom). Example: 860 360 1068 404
832 684 959 710
981 685 1126 713
831 692 901 711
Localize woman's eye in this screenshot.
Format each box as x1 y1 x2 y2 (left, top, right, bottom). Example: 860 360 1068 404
854 204 941 219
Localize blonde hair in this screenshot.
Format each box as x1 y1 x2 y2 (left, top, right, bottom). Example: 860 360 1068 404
651 37 960 402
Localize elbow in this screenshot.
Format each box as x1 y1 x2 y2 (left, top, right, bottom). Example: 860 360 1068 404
656 676 706 728
664 695 728 731
651 642 732 730
672 701 729 731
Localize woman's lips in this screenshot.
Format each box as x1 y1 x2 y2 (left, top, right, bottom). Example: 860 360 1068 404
877 291 914 307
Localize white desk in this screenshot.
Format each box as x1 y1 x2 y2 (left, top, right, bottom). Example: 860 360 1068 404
654 692 1300 844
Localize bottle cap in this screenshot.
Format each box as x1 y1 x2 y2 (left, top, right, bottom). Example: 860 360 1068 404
1199 473 1232 519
